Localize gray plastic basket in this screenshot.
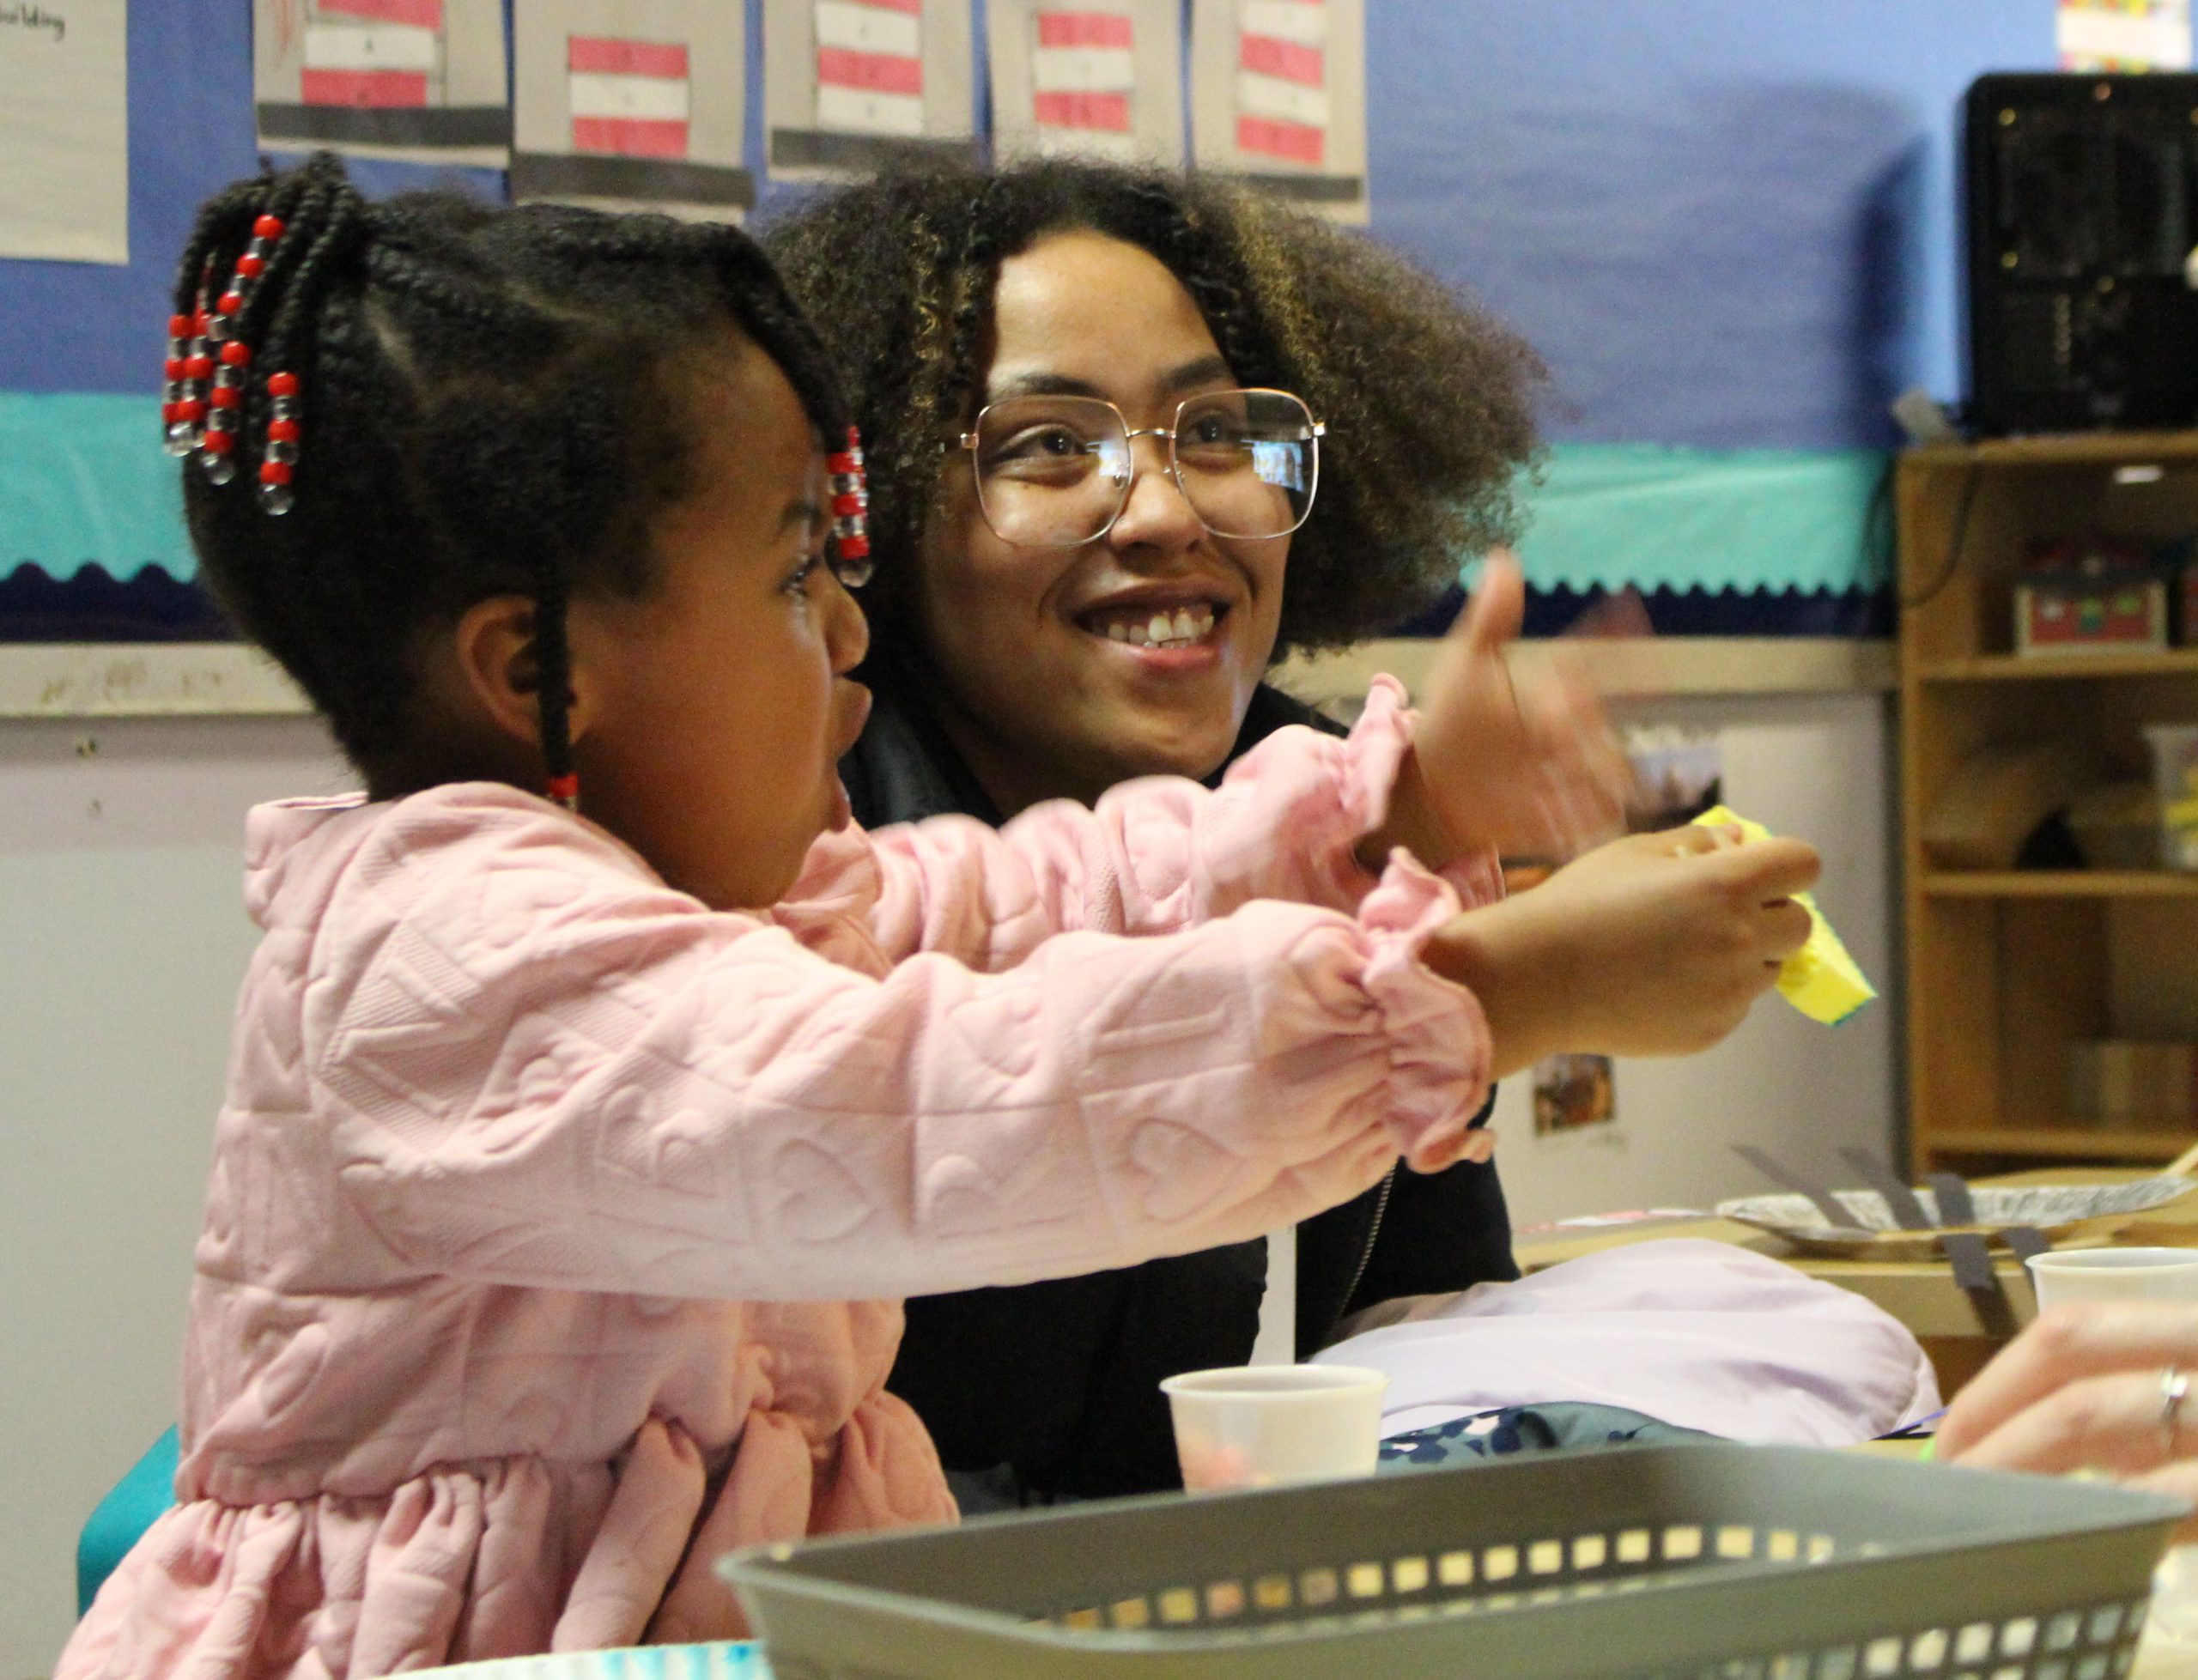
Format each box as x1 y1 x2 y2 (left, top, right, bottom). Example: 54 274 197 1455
722 1444 2188 1680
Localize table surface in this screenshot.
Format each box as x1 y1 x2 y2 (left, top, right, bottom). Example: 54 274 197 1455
1514 1167 2198 1340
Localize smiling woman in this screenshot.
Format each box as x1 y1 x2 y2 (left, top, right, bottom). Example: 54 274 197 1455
764 158 1548 1507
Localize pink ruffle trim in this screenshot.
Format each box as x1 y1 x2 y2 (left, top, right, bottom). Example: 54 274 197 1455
1357 849 1495 1173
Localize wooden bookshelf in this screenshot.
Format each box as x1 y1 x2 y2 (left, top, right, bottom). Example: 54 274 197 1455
1897 435 2198 1171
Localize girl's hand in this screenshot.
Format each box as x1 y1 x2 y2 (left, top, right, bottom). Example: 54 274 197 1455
1426 822 1820 1076
1937 1302 2198 1537
1368 550 1634 870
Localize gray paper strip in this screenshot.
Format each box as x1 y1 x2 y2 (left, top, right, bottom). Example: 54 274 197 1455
1924 1173 1978 1228
2001 1226 2052 1265
258 104 512 149
1226 171 1369 204
1732 1145 1858 1232
768 129 976 173
510 154 756 209
1840 1148 1934 1230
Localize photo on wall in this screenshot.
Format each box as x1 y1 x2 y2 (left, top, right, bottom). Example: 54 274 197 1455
763 0 976 183
253 0 511 167
987 0 1184 167
510 0 752 221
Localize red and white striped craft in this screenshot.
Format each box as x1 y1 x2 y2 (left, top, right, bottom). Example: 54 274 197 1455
1032 9 1133 136
815 0 926 136
568 35 691 159
301 0 440 109
1236 0 1326 166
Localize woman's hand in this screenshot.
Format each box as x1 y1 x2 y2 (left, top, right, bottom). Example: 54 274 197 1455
1937 1302 2198 1537
1367 550 1634 870
1424 822 1819 1077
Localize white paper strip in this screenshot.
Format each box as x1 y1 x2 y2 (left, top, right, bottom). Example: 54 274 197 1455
301 23 441 73
1236 70 1329 126
1239 0 1326 49
568 70 692 120
1030 46 1136 93
2057 3 2194 67
816 82 927 134
814 1 923 58
1032 124 1139 159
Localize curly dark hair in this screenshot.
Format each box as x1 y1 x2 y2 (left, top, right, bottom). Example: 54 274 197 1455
173 151 849 796
762 156 1546 659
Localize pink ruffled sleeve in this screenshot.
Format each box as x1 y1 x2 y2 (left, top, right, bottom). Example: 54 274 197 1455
786 675 1503 973
312 790 1492 1304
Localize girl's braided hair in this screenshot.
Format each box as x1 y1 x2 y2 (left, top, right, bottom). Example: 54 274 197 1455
178 151 850 794
761 156 1546 661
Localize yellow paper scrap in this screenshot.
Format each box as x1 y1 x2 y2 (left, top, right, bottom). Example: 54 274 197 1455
1692 805 1877 1026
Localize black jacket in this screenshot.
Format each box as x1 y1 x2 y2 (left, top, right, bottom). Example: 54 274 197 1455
841 665 1518 1500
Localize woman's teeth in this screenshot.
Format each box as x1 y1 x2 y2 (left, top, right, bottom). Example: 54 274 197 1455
1096 605 1217 648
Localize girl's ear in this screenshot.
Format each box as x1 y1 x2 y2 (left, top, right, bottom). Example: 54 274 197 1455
450 594 602 749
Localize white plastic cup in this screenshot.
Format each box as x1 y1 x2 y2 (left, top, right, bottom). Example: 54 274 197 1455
2025 1246 2198 1311
1159 1364 1388 1493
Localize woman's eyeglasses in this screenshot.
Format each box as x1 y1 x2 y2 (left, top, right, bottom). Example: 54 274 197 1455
954 387 1324 548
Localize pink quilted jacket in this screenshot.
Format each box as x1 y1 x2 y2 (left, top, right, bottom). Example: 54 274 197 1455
60 680 1497 1679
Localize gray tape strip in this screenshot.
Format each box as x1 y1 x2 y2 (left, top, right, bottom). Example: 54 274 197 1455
1840 1148 1934 1230
1924 1173 1977 1227
2001 1225 2052 1265
1732 1145 1859 1232
1943 1231 2019 1341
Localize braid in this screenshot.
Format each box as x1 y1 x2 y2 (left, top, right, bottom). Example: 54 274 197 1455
177 152 848 803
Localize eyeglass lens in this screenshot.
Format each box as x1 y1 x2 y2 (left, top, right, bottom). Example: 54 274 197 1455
971 389 1318 547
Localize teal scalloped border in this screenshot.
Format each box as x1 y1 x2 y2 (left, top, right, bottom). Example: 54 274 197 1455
2 394 191 579
1512 442 1889 597
0 395 1891 597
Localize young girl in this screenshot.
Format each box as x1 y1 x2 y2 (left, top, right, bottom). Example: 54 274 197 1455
62 155 1816 1679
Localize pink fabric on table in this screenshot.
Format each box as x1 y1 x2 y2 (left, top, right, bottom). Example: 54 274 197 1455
61 680 1500 1680
1316 1240 1941 1445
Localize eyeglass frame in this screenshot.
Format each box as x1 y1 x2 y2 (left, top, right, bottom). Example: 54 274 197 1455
949 386 1327 549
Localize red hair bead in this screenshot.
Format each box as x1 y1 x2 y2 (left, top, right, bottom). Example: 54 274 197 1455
252 215 285 240
200 429 235 454
267 417 300 442
258 459 292 486
237 254 266 279
209 385 240 409
184 355 213 380
163 358 186 380
267 372 299 397
167 313 192 338
217 290 244 316
219 342 251 367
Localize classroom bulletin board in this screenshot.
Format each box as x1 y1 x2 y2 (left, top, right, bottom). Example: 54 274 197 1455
0 1 2068 641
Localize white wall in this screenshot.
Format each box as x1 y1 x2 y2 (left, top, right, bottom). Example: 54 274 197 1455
1 715 346 1678
1492 690 1901 1226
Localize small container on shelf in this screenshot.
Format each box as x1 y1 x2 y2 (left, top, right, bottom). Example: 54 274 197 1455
2015 538 2169 656
2146 721 2198 869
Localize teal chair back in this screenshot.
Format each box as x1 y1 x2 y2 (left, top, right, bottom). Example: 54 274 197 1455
78 1427 178 1616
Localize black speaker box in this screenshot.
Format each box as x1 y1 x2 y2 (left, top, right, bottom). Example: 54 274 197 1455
1964 71 2198 436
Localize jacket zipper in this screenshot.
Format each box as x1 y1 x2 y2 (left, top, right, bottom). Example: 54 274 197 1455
1341 1164 1398 1313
